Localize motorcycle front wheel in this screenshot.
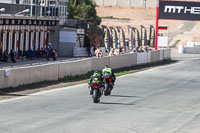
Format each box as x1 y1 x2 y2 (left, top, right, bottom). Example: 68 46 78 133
53 55 57 60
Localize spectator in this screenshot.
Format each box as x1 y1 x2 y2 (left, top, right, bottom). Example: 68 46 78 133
109 48 115 56
120 46 125 54
95 47 103 58
85 34 92 57
114 48 119 55
130 46 138 53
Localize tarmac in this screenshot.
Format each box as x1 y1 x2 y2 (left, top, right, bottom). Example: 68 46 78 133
0 56 89 69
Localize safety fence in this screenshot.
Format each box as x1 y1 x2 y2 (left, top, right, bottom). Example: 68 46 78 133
0 49 171 89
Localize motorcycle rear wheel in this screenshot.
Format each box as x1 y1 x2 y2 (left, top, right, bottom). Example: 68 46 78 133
92 89 100 103
104 83 110 96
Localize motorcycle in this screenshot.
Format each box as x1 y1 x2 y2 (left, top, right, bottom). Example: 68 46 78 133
102 73 113 96
47 50 57 61
90 82 102 103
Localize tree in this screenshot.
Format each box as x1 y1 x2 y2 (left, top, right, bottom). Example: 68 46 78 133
68 0 101 26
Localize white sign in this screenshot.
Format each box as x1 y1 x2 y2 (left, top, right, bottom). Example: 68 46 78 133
77 29 85 34
60 31 77 43
164 6 200 14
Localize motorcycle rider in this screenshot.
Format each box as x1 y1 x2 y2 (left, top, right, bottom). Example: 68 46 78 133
88 71 104 95
46 43 53 60
102 65 116 85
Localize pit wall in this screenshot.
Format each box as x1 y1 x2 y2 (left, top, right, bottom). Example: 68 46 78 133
0 49 171 89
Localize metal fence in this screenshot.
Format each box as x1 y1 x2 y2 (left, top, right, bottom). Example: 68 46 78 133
0 2 68 19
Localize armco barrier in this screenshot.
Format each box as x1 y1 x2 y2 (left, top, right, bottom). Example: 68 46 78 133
0 49 171 89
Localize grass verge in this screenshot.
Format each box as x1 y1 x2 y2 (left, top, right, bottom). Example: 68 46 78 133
0 59 177 100
170 40 180 48
101 16 130 21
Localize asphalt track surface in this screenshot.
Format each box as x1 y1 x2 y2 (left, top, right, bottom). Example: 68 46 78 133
0 59 200 133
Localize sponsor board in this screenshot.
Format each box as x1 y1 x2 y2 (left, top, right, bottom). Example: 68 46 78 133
159 0 200 20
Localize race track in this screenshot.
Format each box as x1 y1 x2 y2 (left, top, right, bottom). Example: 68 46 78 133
0 59 200 133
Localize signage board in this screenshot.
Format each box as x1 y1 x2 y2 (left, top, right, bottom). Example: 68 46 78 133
0 19 58 26
159 0 200 20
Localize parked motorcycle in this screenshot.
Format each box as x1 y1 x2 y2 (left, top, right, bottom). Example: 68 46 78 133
47 50 57 61
90 82 102 103
102 73 113 96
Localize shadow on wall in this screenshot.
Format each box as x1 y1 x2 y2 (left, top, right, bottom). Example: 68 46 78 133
89 26 104 47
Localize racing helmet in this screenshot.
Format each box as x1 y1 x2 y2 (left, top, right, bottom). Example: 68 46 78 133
93 71 98 75
104 65 109 68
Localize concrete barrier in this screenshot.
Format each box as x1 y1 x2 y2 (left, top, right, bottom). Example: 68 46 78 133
159 50 164 61
137 52 151 65
118 0 130 6
184 47 200 54
109 53 137 69
59 58 92 78
0 49 171 89
0 70 9 89
103 0 116 6
1 64 60 88
91 56 110 71
163 48 171 59
151 50 160 63
94 0 156 7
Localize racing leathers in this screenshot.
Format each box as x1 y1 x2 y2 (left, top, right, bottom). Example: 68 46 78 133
102 67 116 85
88 72 104 95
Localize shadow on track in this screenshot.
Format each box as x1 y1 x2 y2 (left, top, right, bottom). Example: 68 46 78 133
100 102 135 106
0 93 27 97
110 94 140 98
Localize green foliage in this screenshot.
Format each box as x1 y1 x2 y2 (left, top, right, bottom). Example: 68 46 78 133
68 0 101 26
101 16 130 21
170 40 180 48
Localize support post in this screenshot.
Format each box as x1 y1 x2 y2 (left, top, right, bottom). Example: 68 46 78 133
155 2 159 50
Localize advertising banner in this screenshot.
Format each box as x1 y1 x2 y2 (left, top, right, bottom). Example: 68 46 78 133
132 27 140 47
109 27 118 50
128 25 134 50
141 25 147 47
101 25 111 52
116 26 126 53
149 25 155 48
159 0 200 20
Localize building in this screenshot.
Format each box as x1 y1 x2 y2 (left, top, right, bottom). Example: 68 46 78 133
0 0 68 58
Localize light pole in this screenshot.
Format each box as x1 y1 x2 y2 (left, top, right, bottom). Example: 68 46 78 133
0 8 5 12
15 9 30 16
